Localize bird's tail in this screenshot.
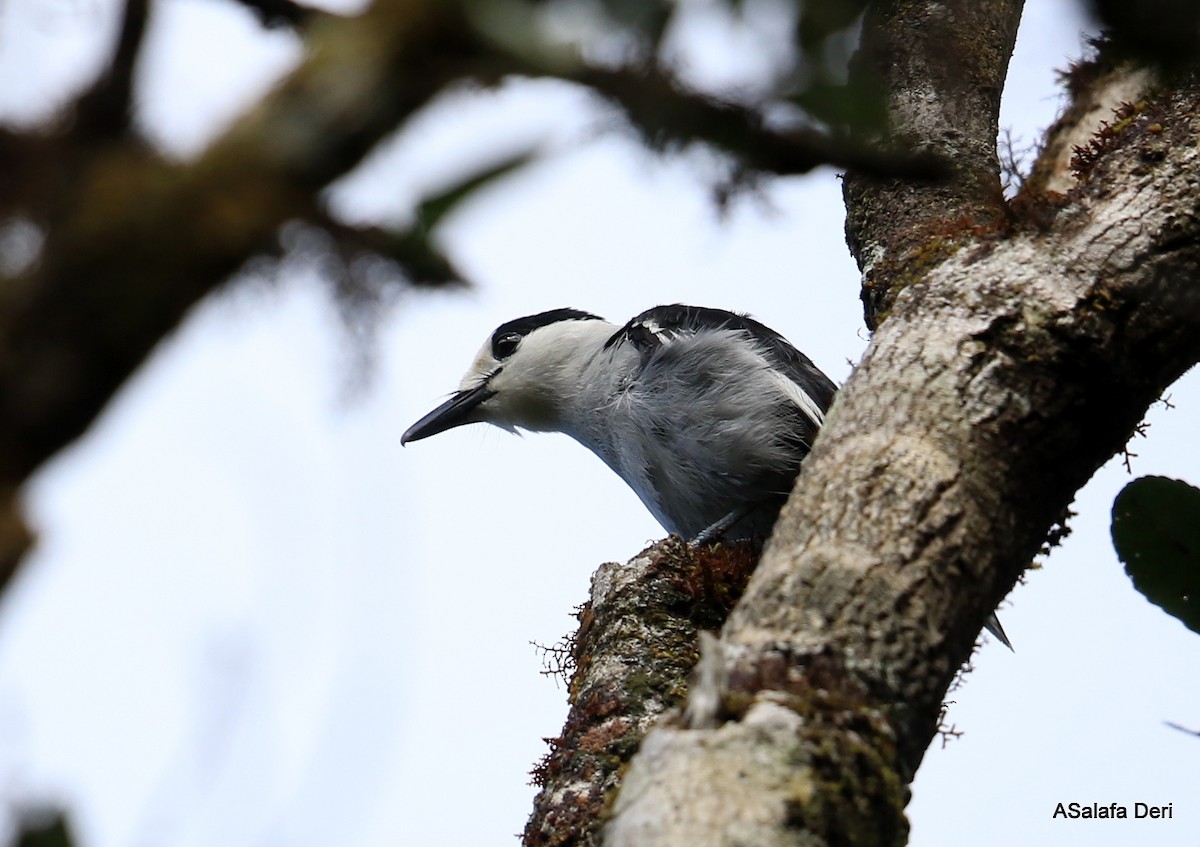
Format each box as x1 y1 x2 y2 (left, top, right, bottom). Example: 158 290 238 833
984 612 1014 651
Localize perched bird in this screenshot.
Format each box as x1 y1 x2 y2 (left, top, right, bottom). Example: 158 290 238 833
403 304 1012 648
403 304 835 541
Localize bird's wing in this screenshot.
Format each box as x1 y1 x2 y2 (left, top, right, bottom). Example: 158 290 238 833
604 304 837 425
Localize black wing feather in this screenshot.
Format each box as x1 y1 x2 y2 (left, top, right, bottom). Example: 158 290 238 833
605 304 837 416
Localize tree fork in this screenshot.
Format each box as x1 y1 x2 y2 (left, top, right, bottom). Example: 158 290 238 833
598 72 1200 847
843 0 1026 329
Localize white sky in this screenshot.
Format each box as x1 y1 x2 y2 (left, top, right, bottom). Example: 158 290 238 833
0 1 1198 846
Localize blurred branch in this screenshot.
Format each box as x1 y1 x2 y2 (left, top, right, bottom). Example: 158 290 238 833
0 0 967 519
229 0 322 28
0 1 487 544
313 213 466 287
573 64 947 181
0 0 1015 597
73 0 150 137
1088 0 1200 64
467 0 945 181
0 129 48 218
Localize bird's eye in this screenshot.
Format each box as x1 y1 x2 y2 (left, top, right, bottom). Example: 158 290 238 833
493 332 522 359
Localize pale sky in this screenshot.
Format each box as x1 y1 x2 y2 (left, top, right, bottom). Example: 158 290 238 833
0 1 1198 846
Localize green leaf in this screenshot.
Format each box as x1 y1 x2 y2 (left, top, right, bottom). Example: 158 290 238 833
15 812 76 847
416 152 534 232
1111 475 1200 635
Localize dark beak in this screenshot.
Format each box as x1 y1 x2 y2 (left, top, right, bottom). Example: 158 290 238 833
402 383 496 445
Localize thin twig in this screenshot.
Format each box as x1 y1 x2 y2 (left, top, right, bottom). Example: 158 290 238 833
1165 720 1200 737
74 0 150 136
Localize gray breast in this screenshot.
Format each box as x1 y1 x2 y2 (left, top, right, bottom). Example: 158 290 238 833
579 331 809 539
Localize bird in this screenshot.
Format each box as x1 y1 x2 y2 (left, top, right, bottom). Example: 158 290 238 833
402 304 1012 649
402 304 834 540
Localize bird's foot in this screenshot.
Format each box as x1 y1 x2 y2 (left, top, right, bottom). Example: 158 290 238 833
690 505 754 547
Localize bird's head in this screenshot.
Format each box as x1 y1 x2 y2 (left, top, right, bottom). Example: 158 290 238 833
402 308 609 444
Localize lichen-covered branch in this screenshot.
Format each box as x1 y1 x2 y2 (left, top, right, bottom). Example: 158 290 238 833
600 62 1200 847
524 539 758 847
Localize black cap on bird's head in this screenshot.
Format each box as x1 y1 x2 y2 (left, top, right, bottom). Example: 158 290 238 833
402 308 604 445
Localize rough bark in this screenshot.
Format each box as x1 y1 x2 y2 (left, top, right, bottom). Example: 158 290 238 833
524 539 759 847
600 70 1200 847
843 0 1025 328
530 18 1200 847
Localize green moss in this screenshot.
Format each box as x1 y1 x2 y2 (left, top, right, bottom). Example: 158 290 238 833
869 233 966 325
784 712 909 847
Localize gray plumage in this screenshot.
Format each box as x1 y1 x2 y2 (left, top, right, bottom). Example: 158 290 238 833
402 305 836 541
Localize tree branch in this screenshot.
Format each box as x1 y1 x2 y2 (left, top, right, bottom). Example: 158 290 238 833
571 65 948 181
73 0 150 137
524 539 758 847
310 212 465 287
598 45 1200 847
0 0 486 537
842 0 1026 328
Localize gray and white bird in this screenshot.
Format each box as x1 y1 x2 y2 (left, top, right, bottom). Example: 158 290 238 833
402 304 1012 647
403 304 836 542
